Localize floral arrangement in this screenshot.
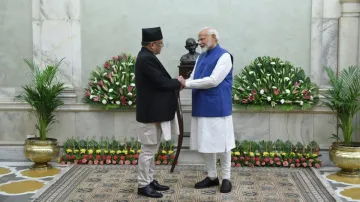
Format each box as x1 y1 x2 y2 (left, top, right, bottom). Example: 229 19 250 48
230 139 323 168
59 137 323 169
232 56 319 110
58 137 175 165
83 53 136 110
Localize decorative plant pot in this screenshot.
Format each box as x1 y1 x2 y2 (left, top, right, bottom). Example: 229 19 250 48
24 137 60 170
329 142 360 177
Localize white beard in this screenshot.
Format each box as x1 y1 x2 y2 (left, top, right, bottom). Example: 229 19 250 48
200 41 213 53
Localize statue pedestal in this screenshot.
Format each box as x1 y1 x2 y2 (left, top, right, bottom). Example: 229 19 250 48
178 63 195 79
178 63 195 106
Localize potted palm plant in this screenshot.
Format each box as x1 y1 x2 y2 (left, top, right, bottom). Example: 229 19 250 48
17 58 65 169
323 66 360 177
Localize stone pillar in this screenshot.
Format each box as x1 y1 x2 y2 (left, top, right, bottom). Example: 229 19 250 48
338 0 360 71
31 0 81 103
339 0 360 141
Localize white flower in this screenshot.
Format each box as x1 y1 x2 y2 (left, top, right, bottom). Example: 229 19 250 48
102 100 107 104
112 65 116 68
128 101 133 105
90 95 94 99
310 96 313 101
285 89 290 94
300 101 304 106
266 74 271 77
267 97 271 101
270 62 276 65
127 92 133 96
130 73 135 76
280 99 285 104
122 85 126 88
291 69 294 71
121 62 125 66
257 63 262 66
122 72 126 74
234 94 240 100
129 62 133 66
116 82 120 85
284 77 290 81
309 90 311 93
130 83 135 87
116 101 120 105
249 71 254 74
109 97 113 100
109 89 113 92
103 72 107 76
272 86 277 89
280 62 284 65
260 89 264 95
299 80 303 83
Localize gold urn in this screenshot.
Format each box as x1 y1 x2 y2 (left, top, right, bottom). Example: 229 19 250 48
24 138 60 170
329 142 360 177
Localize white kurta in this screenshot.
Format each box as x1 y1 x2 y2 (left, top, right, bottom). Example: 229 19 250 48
185 53 235 153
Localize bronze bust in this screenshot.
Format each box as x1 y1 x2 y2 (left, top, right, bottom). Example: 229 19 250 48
180 38 200 65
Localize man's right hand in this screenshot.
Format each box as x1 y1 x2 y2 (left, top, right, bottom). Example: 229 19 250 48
177 76 186 89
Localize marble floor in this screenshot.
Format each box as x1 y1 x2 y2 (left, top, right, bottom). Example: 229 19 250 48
0 162 359 202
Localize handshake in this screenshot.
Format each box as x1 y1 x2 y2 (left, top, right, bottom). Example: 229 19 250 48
177 75 186 89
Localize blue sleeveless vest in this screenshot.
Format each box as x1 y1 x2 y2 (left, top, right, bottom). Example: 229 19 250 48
192 44 233 117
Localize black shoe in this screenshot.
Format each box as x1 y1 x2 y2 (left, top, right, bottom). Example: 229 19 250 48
138 184 163 198
195 177 219 189
150 180 170 191
220 179 232 193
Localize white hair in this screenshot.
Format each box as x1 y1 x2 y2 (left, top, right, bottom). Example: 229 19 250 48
200 27 220 42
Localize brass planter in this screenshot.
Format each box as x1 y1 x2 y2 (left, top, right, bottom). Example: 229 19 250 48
24 138 60 170
329 142 360 177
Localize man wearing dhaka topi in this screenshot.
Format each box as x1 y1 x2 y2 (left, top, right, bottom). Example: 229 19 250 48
135 26 184 198
180 27 235 193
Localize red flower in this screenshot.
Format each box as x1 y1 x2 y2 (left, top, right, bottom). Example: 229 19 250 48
276 161 281 166
132 160 138 165
288 159 293 163
171 155 175 159
105 159 111 164
113 156 118 160
283 161 289 167
236 163 241 167
125 160 130 165
255 157 260 161
89 155 93 159
96 155 101 160
240 157 245 161
274 157 280 162
112 160 117 165
81 159 87 164
119 160 124 165
296 163 300 167
106 155 111 160
264 158 270 163
274 89 280 95
74 160 79 164
118 55 123 61
301 157 306 162
231 162 235 167
94 160 99 165
295 159 300 163
163 160 168 165
250 157 255 161
241 99 248 103
83 155 89 159
261 162 266 166
134 154 139 159
315 163 321 168
290 164 295 168
155 160 161 165
112 56 117 61
245 161 249 165
104 61 110 69
255 161 260 166
302 162 307 167
120 156 125 160
233 157 238 161
88 160 93 165
100 161 104 165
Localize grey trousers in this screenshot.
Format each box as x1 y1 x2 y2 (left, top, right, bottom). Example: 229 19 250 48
137 123 162 188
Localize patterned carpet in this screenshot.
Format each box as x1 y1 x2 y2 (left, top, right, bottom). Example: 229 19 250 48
31 165 341 202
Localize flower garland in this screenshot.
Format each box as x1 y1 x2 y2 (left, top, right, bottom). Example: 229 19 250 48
232 56 319 110
58 137 323 168
83 53 136 110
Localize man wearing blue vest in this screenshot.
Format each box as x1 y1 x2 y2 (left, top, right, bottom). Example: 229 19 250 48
181 27 235 193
